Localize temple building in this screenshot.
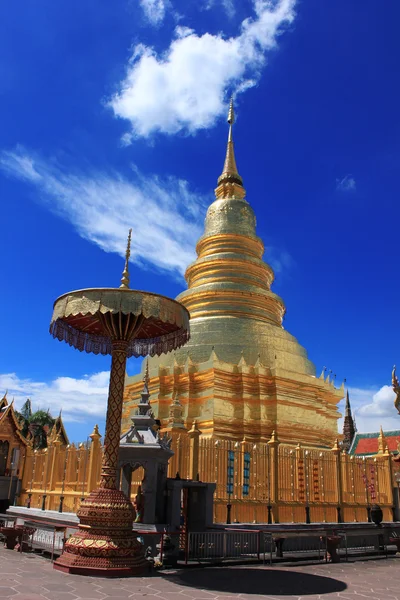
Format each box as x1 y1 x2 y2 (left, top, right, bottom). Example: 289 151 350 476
122 101 344 448
0 393 29 508
0 393 28 477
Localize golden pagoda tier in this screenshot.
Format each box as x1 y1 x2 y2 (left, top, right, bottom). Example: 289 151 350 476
122 100 344 448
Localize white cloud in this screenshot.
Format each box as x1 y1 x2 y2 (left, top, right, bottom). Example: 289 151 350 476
0 147 206 277
203 0 236 18
140 0 166 25
337 384 398 434
223 0 236 17
265 247 293 274
336 174 356 192
0 372 109 424
110 0 296 138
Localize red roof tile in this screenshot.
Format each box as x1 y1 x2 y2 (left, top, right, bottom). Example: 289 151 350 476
354 434 400 455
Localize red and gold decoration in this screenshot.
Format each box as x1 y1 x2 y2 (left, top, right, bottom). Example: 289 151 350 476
51 229 190 577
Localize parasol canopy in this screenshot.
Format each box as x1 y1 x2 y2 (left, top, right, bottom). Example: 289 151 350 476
50 287 190 358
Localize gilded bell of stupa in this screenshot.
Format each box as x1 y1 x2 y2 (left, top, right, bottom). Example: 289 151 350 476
122 100 343 448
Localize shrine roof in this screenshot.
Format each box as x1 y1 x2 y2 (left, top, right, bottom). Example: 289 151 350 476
349 430 400 456
0 403 29 445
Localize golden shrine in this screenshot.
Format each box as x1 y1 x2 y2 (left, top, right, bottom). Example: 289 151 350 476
7 102 399 527
122 100 343 448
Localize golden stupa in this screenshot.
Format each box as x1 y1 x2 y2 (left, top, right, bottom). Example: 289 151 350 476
122 100 343 448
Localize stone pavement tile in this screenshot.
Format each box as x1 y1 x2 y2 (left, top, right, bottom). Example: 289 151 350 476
13 586 50 595
42 594 79 600
42 583 75 592
61 586 105 596
98 589 134 598
0 588 18 597
14 596 50 600
177 587 219 600
131 592 160 600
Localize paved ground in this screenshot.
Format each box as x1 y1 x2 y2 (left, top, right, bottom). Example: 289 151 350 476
1 547 400 600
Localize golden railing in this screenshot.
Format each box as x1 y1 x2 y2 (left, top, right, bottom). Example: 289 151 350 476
18 431 395 523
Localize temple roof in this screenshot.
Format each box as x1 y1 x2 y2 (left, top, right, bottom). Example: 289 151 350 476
47 413 69 446
0 401 29 446
349 430 400 456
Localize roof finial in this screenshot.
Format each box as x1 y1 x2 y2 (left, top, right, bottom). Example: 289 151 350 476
215 97 245 199
144 358 150 393
227 96 235 142
120 228 132 289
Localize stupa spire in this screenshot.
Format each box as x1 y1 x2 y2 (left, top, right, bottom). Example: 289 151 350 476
120 228 132 289
137 359 151 416
215 97 245 200
345 389 351 417
342 390 356 453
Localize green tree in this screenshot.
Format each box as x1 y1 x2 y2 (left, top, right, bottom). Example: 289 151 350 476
16 403 55 449
27 410 55 449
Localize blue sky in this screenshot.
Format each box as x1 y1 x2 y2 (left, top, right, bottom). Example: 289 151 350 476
0 0 399 442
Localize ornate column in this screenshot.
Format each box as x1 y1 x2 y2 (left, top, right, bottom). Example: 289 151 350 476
100 340 128 490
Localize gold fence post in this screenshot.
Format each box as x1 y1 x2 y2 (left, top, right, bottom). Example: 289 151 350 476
268 430 280 523
175 435 183 477
382 447 395 521
87 424 102 492
48 434 61 510
188 420 201 480
332 439 343 523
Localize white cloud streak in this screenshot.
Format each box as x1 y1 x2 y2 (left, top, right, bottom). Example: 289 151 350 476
203 0 236 18
0 147 206 277
140 0 166 25
110 0 296 138
0 148 294 280
0 372 109 424
336 174 356 192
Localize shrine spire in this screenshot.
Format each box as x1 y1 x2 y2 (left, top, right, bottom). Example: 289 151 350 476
120 229 132 289
215 97 245 199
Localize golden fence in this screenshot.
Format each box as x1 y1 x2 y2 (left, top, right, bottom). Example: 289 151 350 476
18 431 395 524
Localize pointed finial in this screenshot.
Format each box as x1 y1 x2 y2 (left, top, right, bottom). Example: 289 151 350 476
227 96 235 141
215 97 244 199
120 228 132 289
378 425 388 454
392 365 398 388
90 424 101 441
0 390 8 409
144 358 149 386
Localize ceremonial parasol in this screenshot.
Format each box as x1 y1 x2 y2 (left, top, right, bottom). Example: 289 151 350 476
51 230 190 576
